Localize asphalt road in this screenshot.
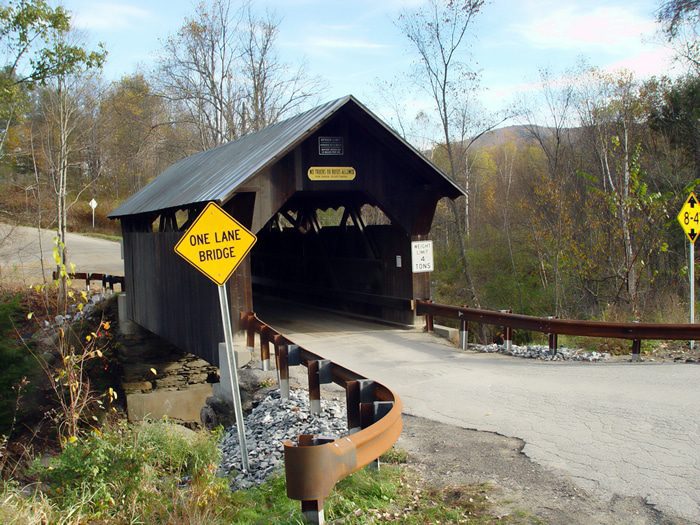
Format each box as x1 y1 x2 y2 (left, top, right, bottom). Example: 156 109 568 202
0 223 123 285
259 302 700 524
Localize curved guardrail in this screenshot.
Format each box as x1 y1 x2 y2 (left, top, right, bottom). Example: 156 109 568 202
416 300 700 358
241 312 402 525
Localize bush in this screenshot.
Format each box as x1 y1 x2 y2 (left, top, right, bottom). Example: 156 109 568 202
34 419 223 519
0 293 34 434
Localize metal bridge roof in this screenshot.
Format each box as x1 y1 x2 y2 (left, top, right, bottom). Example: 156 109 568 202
109 95 465 218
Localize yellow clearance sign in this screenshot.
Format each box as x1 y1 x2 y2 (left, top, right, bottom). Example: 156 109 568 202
677 192 700 244
308 166 356 181
174 202 257 286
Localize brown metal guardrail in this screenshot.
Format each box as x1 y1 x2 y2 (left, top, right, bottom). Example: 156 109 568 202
241 312 402 525
416 300 700 359
52 271 125 292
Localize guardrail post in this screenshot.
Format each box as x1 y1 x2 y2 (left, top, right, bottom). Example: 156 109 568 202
631 339 641 362
260 326 271 371
459 311 468 350
547 316 558 355
301 499 324 525
346 379 375 433
365 401 394 470
277 344 290 399
297 433 334 524
501 309 513 352
425 299 434 332
246 314 256 355
307 359 332 415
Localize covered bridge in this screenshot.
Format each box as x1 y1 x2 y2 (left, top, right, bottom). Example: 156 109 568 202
109 95 464 366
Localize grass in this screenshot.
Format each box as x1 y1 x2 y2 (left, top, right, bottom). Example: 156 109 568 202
0 421 535 524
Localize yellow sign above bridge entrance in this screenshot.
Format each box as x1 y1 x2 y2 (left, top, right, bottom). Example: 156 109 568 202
174 202 257 285
308 166 356 181
677 192 700 244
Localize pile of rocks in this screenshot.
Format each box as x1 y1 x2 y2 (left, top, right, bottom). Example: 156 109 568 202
471 343 609 362
219 388 347 489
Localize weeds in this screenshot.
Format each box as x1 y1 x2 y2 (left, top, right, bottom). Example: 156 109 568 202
0 420 519 524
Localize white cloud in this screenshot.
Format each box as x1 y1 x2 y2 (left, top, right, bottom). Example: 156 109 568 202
304 36 389 51
513 5 657 52
603 46 679 77
71 2 151 32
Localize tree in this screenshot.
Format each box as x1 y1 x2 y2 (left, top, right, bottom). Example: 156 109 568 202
649 74 700 180
576 68 667 315
240 8 318 132
521 68 578 315
657 0 700 72
156 0 318 151
0 0 102 155
658 0 699 37
157 0 241 150
35 33 105 301
397 0 485 308
98 74 171 198
0 1 105 303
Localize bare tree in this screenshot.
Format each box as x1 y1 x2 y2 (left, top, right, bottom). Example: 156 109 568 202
37 30 104 302
157 0 242 150
397 0 485 307
240 8 319 132
657 0 700 72
576 68 648 314
156 0 320 151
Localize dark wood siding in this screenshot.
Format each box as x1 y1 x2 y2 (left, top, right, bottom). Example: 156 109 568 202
123 229 224 365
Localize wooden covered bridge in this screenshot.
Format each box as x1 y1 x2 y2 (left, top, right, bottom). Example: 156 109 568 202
109 95 464 366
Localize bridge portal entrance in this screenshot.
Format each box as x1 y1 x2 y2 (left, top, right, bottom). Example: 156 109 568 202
110 96 464 365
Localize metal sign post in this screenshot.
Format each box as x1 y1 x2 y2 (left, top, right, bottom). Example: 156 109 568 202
174 201 257 472
218 283 249 471
691 242 695 350
677 192 698 350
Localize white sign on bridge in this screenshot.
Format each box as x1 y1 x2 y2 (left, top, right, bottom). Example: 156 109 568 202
411 240 434 273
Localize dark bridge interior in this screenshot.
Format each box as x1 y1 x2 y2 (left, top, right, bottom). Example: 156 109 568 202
251 191 414 324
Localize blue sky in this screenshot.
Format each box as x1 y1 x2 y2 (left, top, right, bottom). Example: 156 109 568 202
61 0 677 125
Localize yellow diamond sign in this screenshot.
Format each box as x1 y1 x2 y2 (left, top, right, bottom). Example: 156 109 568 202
174 202 257 285
677 192 700 244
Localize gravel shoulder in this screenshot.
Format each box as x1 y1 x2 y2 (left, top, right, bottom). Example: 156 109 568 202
398 414 693 525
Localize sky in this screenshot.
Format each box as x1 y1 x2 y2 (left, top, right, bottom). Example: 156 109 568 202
59 0 679 130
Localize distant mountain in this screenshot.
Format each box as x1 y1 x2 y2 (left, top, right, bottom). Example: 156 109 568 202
469 125 554 149
421 124 572 161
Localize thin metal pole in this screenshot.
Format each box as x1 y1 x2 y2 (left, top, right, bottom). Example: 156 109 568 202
691 241 695 350
217 284 249 471
460 318 468 350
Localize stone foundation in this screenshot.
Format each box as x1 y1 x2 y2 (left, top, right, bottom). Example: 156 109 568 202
117 325 220 425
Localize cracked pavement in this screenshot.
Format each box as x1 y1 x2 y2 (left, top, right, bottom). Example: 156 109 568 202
260 302 700 524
